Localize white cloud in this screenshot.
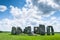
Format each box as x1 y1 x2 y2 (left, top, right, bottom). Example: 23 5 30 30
9 5 60 32
53 0 60 5
9 0 60 32
38 0 60 8
32 0 60 15
0 0 60 32
10 6 22 17
0 18 12 31
0 5 7 12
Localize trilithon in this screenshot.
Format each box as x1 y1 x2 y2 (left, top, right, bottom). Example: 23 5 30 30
47 26 54 35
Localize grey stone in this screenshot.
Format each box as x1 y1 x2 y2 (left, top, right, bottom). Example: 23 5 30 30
47 26 54 35
11 27 16 35
39 24 45 35
23 27 27 34
27 26 31 34
34 27 39 34
16 27 22 35
24 26 32 35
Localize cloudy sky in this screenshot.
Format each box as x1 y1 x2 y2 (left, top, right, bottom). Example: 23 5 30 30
0 0 60 32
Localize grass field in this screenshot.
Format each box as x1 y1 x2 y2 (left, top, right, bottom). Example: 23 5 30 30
0 33 60 40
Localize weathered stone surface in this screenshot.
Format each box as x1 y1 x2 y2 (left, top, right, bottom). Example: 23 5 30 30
39 24 45 35
47 26 54 35
16 27 22 35
23 27 27 34
23 26 32 35
34 27 39 34
11 27 16 35
27 26 31 34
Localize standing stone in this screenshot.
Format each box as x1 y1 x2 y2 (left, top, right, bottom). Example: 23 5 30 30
11 27 16 35
27 26 32 35
34 27 39 34
27 26 31 34
24 26 32 35
39 24 45 35
47 26 54 35
16 27 22 35
23 27 27 34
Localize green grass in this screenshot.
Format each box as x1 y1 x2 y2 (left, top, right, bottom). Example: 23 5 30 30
0 33 60 40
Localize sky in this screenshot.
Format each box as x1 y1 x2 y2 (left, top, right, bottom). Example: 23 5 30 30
0 0 60 32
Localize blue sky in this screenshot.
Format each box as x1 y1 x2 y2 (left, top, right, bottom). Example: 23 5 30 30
0 0 26 19
0 0 26 8
0 0 60 32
